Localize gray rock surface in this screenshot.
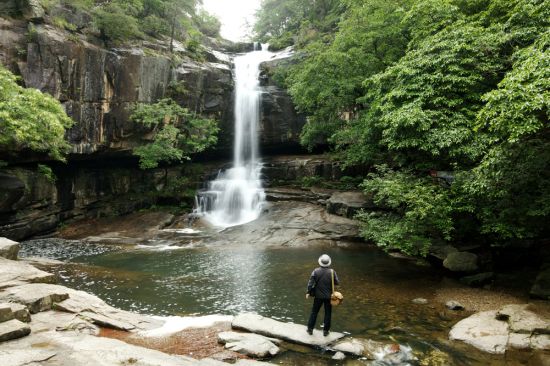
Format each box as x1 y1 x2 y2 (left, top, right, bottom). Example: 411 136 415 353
0 349 57 366
497 304 550 334
232 313 344 347
0 284 69 314
0 257 56 290
450 305 550 354
443 252 479 272
0 237 20 259
326 191 370 219
449 310 509 354
332 351 346 360
218 331 280 358
0 319 31 342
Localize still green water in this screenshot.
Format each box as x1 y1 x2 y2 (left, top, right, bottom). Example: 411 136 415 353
20 239 532 365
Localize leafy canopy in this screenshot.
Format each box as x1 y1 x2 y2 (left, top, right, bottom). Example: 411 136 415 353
0 66 74 161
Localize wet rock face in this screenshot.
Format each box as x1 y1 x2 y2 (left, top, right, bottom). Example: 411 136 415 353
0 19 234 157
0 162 205 241
259 58 306 153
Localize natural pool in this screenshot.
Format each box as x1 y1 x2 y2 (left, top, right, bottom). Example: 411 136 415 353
20 238 538 365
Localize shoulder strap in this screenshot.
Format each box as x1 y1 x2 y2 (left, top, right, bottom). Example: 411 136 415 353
331 269 334 293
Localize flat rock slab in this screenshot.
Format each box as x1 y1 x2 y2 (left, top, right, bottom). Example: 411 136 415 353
0 283 69 313
449 310 509 354
0 237 20 260
232 313 344 347
0 257 55 290
2 330 199 366
0 349 57 366
79 311 135 331
218 331 280 358
0 319 31 342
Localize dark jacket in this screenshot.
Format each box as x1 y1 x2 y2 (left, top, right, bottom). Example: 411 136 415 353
307 267 340 299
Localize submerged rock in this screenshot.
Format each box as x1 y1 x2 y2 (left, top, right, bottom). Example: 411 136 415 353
331 338 415 363
232 313 345 347
412 298 428 305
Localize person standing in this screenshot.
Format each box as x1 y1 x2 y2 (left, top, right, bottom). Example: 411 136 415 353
306 254 339 336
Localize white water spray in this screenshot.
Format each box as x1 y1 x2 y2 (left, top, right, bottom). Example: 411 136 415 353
196 44 273 227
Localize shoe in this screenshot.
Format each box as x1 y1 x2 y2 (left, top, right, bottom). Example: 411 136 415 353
307 328 313 335
323 330 330 336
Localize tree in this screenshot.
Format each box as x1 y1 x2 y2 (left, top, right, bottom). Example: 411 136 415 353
131 98 218 169
0 66 74 161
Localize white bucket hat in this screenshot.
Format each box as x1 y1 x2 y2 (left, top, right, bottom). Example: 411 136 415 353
318 254 331 267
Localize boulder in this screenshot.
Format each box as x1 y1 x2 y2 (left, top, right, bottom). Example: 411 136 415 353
429 245 458 261
0 238 20 260
443 252 478 272
332 351 346 360
530 266 550 300
0 319 31 342
460 272 494 287
217 331 280 358
232 313 344 347
326 191 370 219
449 310 509 354
450 305 550 353
0 258 56 290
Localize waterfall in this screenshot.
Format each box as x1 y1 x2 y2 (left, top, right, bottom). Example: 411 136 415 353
195 44 272 227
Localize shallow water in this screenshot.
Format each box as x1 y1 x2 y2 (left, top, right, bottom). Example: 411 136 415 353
20 239 538 365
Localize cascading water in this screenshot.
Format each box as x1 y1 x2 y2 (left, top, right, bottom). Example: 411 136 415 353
195 44 272 227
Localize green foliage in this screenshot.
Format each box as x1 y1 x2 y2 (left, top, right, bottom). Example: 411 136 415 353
358 166 453 256
0 66 74 161
254 0 344 47
269 0 550 254
52 16 77 31
93 2 144 42
37 164 57 183
477 31 549 142
195 9 221 38
131 98 218 169
299 175 322 188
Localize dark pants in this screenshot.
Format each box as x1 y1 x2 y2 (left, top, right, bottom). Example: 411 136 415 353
307 298 332 331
